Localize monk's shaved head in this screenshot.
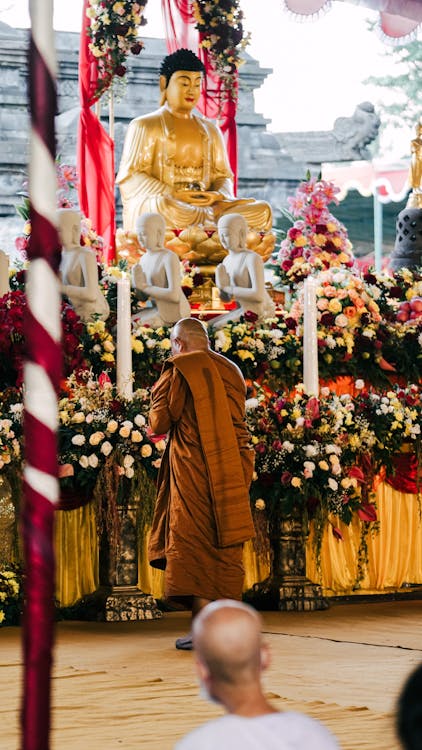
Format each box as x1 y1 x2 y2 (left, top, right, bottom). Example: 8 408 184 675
193 600 264 684
171 317 209 353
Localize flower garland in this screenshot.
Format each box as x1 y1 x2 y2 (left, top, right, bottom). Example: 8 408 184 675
193 0 250 100
274 177 355 287
86 0 147 100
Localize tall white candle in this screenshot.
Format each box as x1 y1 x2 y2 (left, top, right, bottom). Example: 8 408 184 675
303 276 319 396
116 276 133 400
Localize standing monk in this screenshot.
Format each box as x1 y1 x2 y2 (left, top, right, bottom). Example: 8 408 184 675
148 317 255 650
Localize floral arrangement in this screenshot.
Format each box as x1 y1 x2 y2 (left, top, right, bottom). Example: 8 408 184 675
86 0 147 100
58 371 166 498
131 324 172 387
361 267 422 383
0 291 86 389
0 564 23 626
209 314 302 384
193 0 250 100
353 383 421 477
274 177 355 287
246 380 421 572
246 386 377 530
287 268 392 382
180 260 204 298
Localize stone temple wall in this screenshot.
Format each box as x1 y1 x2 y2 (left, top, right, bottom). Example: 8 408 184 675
0 23 306 254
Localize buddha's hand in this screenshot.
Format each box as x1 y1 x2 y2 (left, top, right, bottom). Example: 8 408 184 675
172 189 222 206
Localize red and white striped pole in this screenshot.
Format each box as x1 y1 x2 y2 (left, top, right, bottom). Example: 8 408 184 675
22 1 62 748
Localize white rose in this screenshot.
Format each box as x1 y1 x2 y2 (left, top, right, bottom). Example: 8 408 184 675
131 430 143 443
328 478 338 491
134 414 146 427
155 440 166 452
107 420 118 434
123 454 135 468
101 441 113 456
72 434 86 446
122 420 133 430
72 412 85 424
79 455 89 468
141 444 152 458
88 454 99 468
125 467 135 479
119 426 131 438
85 413 94 424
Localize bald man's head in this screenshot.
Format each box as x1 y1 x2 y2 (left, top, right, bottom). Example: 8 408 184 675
193 600 265 685
171 317 210 354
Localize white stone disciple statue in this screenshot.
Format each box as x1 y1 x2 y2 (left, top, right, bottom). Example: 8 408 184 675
213 213 275 328
131 212 191 327
0 249 9 298
59 208 110 322
116 48 272 234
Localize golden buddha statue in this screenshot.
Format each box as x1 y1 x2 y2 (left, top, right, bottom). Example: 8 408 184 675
407 121 422 208
116 49 273 254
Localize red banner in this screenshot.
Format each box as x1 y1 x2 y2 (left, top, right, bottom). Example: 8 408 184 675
77 0 116 263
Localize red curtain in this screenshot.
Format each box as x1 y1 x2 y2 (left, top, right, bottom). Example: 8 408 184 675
161 0 239 191
77 0 116 263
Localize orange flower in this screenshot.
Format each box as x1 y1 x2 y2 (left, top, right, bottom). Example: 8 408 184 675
344 305 357 318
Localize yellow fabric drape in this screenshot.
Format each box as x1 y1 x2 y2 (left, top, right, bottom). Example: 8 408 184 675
54 482 422 607
54 504 99 607
306 482 422 594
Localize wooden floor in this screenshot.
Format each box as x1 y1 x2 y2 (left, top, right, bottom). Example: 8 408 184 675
2 599 422 749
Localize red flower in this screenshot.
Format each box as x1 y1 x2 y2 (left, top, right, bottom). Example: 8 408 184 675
244 310 258 323
357 503 377 523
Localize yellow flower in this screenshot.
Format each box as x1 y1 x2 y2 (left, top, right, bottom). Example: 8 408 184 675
294 235 307 247
132 339 144 354
141 444 152 458
318 460 329 471
291 477 302 488
328 299 342 314
119 426 131 438
159 339 172 350
113 1 125 13
326 221 337 232
131 430 143 443
255 499 266 510
0 611 4 623
237 350 254 361
103 339 115 353
314 234 327 247
332 236 343 248
102 352 115 363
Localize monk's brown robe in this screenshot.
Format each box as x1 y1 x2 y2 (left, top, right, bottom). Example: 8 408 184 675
148 350 255 602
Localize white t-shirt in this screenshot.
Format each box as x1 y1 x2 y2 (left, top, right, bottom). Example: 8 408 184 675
174 711 339 749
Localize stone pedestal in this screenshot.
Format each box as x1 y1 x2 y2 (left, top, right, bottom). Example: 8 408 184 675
390 206 422 271
245 512 328 612
94 504 162 622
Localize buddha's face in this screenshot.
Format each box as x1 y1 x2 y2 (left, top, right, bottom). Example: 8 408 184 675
165 70 202 116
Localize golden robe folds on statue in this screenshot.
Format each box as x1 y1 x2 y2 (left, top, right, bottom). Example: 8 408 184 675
116 106 272 233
